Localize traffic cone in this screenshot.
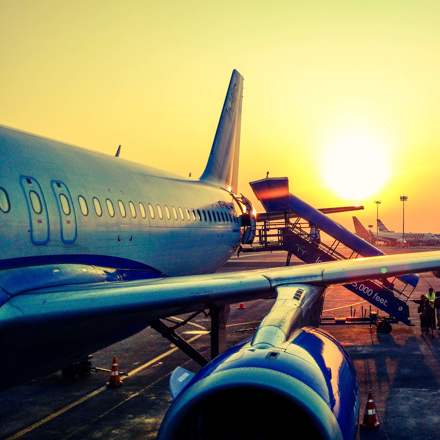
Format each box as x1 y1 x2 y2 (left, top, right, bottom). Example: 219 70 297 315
107 357 123 388
361 391 380 429
238 303 245 310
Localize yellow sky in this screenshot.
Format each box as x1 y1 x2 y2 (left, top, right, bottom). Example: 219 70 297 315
1 0 440 232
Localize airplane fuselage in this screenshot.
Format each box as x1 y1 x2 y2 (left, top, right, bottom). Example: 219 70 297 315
378 230 440 246
0 126 241 277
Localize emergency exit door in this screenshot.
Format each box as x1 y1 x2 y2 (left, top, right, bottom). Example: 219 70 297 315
20 176 50 245
51 180 77 244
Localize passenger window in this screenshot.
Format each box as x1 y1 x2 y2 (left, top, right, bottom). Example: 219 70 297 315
202 210 207 222
157 204 163 219
78 195 88 216
59 193 71 215
93 197 102 217
178 207 184 220
118 200 126 217
139 202 146 219
148 203 155 219
164 205 171 220
192 209 197 221
0 187 10 213
172 206 178 220
221 212 225 222
29 190 43 214
207 211 212 222
106 199 115 217
129 201 137 218
186 209 191 220
197 209 202 221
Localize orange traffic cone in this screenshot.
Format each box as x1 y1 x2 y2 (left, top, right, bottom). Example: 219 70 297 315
361 391 380 429
107 357 123 388
238 303 245 310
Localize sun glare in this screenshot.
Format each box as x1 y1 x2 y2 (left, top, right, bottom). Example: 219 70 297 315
321 130 390 201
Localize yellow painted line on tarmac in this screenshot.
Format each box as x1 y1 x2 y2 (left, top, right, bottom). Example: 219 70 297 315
227 320 261 328
168 315 207 331
5 386 106 440
126 334 202 377
6 334 202 440
323 300 367 313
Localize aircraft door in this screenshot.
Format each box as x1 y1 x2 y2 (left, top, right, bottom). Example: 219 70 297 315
51 180 77 244
20 176 50 245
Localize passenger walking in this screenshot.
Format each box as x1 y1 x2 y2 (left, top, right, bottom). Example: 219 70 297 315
435 291 440 329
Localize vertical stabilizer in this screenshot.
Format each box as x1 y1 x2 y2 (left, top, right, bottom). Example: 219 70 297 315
353 216 373 242
377 219 391 232
200 70 244 192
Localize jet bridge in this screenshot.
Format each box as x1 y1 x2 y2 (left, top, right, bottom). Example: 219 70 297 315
249 177 418 325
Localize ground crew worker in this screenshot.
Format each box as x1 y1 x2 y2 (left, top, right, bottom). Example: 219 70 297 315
435 291 440 329
425 288 436 335
417 295 429 335
426 287 436 307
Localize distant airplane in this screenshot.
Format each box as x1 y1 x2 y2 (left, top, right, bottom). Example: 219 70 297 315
378 219 440 245
352 216 375 243
2 70 440 440
353 216 440 246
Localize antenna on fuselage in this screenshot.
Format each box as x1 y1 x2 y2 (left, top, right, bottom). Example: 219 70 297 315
115 145 122 157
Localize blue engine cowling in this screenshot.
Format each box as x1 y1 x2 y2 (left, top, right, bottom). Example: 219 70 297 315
158 327 359 440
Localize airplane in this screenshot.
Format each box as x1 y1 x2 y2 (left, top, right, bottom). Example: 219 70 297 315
2 70 440 440
353 216 440 246
352 216 375 243
377 219 440 246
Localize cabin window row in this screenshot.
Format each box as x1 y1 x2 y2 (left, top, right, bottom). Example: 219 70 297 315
0 187 240 226
76 195 239 224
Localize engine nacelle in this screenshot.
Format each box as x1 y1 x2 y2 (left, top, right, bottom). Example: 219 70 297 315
158 327 359 440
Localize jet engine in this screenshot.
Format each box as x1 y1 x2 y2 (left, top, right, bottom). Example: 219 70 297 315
158 327 359 440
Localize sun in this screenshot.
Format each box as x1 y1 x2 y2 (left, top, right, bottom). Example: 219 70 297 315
321 130 390 201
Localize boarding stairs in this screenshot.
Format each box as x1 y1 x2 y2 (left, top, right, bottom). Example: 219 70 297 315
252 214 415 324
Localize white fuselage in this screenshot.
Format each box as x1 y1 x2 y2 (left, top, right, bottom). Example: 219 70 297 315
0 126 241 276
378 230 440 245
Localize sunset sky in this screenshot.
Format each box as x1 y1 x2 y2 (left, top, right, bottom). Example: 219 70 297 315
1 0 440 232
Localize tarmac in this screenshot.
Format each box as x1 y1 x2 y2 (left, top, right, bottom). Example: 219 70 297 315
2 249 440 439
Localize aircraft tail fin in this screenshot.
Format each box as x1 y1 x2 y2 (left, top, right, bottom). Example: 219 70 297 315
377 219 391 232
353 216 373 242
200 70 244 193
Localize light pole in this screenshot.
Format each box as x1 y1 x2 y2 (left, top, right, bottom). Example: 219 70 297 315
374 200 381 240
400 195 408 245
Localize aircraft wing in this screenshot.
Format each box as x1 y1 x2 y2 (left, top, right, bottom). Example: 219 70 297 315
3 250 440 327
